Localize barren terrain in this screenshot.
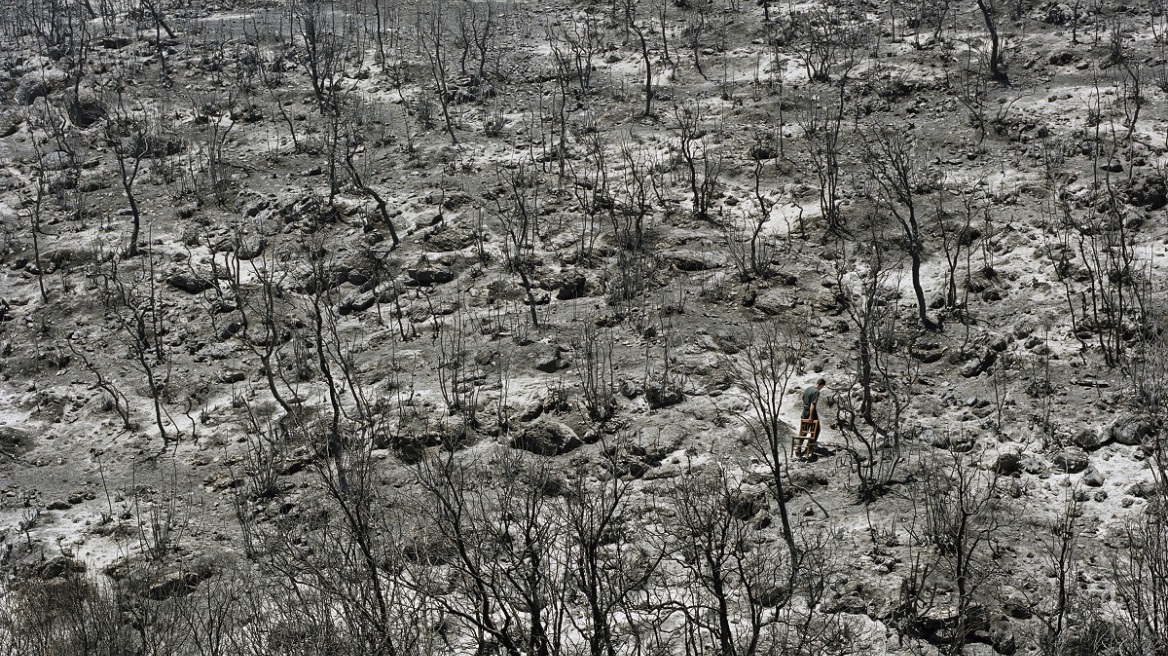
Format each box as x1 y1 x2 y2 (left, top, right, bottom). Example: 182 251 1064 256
2 0 1168 654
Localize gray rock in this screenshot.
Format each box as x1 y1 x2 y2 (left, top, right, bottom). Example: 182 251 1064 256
961 349 997 378
166 272 215 294
256 217 284 236
971 615 1017 656
532 346 568 373
1072 427 1109 451
754 289 795 316
992 452 1022 476
1000 588 1033 619
512 420 580 456
338 292 376 315
36 556 86 579
0 110 22 137
424 226 477 252
98 35 132 48
348 270 372 287
666 251 717 272
644 377 685 409
216 321 242 341
16 68 66 104
1101 159 1124 173
145 570 206 600
728 485 768 520
554 273 591 301
38 150 74 172
0 426 35 455
235 236 266 260
914 341 946 363
1126 480 1161 499
1082 466 1105 487
620 379 641 399
1111 415 1156 446
407 267 454 285
1050 447 1089 474
928 430 974 452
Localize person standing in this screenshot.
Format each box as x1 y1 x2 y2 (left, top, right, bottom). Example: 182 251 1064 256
799 378 826 458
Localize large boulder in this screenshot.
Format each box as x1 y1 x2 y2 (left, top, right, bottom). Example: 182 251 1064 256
166 272 215 294
644 376 684 409
1072 427 1110 451
665 250 718 272
0 110 23 137
235 236 266 260
145 570 207 600
991 451 1023 476
530 344 568 373
0 425 35 455
338 291 376 315
15 68 67 104
407 267 454 285
960 348 997 378
511 420 581 456
1050 447 1089 474
1111 414 1156 446
36 556 86 579
1126 480 1162 500
424 225 477 252
728 485 769 520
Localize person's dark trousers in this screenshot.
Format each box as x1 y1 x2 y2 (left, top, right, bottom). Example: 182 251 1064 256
802 407 820 439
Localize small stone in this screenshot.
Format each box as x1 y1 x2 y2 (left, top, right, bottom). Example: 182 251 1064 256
1050 447 1089 474
1082 466 1105 487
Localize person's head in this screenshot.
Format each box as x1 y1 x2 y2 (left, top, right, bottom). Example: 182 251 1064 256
816 378 826 389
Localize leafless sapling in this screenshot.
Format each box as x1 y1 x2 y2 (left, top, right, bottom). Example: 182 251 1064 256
974 0 1008 81
862 125 940 331
673 102 722 221
727 320 801 555
916 446 1009 653
664 464 793 656
495 163 542 327
103 78 154 258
